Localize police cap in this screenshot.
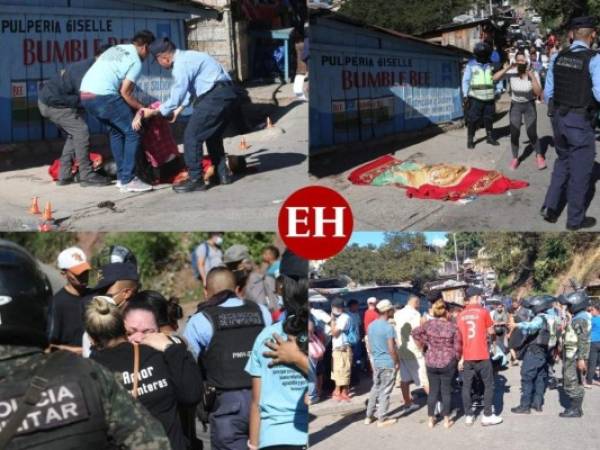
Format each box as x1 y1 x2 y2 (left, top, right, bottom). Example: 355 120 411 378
569 16 597 30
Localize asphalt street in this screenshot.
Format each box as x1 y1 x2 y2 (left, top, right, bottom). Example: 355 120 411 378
315 98 600 232
309 361 600 450
0 100 308 231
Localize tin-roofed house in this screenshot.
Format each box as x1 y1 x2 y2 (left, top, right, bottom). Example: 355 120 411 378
309 11 471 153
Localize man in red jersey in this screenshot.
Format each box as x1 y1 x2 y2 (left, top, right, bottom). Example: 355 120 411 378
363 297 379 332
457 287 503 427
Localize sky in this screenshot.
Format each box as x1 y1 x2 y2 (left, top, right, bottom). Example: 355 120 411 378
348 231 449 248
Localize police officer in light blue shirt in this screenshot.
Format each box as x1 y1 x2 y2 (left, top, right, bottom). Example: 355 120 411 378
136 38 239 193
541 16 600 230
182 265 271 450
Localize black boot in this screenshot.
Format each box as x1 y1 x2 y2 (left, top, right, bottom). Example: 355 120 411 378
172 178 208 193
217 158 232 185
467 123 476 149
540 206 559 224
511 405 531 414
485 122 499 146
559 398 583 418
80 172 110 187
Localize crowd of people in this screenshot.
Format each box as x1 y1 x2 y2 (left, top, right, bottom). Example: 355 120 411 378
38 30 240 193
0 238 309 450
462 16 600 231
308 285 599 430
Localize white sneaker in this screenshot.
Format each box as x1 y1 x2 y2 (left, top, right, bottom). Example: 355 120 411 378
364 417 376 425
465 415 475 426
123 177 152 193
481 414 503 426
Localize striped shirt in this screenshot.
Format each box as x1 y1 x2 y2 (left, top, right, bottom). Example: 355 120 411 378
506 68 540 103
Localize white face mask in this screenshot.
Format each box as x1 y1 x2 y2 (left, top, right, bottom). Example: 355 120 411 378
214 237 223 246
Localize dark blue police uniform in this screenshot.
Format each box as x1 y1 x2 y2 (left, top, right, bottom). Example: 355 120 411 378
542 17 600 230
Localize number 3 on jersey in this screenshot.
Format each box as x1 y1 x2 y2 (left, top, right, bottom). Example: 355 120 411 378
465 319 476 339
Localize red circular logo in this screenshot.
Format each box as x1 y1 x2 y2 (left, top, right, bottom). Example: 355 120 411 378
278 186 353 260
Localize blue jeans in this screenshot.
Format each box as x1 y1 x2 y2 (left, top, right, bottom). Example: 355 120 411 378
81 94 139 184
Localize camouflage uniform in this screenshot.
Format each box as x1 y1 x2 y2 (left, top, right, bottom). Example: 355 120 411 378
0 345 171 450
562 313 591 402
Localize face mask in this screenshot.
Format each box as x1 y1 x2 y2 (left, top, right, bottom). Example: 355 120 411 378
517 63 527 74
214 237 223 246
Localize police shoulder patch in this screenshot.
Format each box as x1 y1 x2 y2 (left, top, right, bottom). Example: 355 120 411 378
0 381 90 436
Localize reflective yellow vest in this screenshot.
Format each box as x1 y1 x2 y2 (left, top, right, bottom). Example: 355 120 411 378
468 64 495 101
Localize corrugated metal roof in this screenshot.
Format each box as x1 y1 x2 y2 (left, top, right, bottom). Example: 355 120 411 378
311 10 472 58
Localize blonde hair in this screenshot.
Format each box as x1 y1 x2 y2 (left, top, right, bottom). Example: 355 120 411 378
85 296 125 349
431 299 448 318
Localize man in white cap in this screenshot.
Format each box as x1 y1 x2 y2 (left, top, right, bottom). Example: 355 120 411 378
363 296 379 333
47 246 92 354
365 299 399 428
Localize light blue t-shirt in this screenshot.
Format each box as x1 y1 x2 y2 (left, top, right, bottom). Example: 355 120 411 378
367 318 395 369
183 297 272 359
80 44 143 95
245 321 308 448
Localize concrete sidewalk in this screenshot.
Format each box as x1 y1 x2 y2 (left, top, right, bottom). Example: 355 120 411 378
0 99 308 231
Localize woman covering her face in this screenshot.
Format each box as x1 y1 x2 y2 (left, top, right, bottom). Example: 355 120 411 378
85 296 202 450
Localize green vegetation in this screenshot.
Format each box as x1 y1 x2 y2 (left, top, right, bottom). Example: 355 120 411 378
531 0 600 29
321 232 441 287
340 0 473 35
322 232 599 296
476 232 599 293
0 232 275 302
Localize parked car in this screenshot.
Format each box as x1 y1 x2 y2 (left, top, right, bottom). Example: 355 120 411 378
531 16 542 24
309 285 427 315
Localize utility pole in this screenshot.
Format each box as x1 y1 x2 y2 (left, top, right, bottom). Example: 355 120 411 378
453 233 460 281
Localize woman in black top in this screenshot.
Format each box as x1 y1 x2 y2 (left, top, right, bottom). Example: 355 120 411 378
84 296 202 450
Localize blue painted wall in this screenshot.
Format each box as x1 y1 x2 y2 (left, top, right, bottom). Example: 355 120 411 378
0 1 189 143
310 17 464 151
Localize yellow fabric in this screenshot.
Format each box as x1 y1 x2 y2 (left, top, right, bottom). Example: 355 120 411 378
390 163 470 188
331 347 353 386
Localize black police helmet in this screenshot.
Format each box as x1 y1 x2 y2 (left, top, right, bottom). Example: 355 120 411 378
473 42 492 60
526 294 556 315
0 240 52 348
558 291 590 314
106 245 138 267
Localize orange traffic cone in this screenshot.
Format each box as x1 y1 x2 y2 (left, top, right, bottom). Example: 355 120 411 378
266 116 274 128
42 201 54 222
239 136 251 151
29 196 41 215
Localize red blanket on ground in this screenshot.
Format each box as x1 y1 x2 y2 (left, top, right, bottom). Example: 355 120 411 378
347 155 529 201
48 152 104 181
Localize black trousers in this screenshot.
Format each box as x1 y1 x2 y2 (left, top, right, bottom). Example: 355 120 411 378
466 98 495 125
426 361 457 417
462 359 494 416
520 347 548 408
587 341 600 384
183 83 239 181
